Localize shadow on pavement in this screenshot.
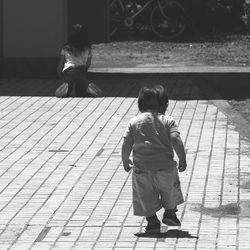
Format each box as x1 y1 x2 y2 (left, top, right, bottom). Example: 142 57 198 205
135 229 198 239
0 74 249 100
209 75 250 101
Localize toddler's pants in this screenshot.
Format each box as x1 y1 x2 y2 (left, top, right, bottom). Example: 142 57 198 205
132 166 184 217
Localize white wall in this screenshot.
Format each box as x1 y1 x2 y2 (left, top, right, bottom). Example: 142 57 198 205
3 0 67 57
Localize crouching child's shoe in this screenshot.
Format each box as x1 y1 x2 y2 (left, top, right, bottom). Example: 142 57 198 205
162 209 181 226
55 83 69 98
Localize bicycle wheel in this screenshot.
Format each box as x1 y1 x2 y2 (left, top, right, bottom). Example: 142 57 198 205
109 0 124 38
150 1 187 40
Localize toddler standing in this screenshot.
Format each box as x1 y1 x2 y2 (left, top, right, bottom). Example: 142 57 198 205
122 86 187 233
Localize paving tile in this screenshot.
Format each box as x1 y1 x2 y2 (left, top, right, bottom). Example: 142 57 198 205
0 78 250 249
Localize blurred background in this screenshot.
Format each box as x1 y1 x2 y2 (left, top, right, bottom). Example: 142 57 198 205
0 0 249 78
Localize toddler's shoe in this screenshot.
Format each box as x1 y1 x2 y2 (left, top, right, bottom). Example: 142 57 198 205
162 210 181 226
145 219 161 233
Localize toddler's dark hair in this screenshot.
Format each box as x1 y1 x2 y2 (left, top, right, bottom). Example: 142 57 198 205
154 84 169 114
65 24 90 53
138 87 160 112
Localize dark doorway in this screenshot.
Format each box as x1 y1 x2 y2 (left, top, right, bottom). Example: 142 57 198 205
0 0 3 77
67 0 109 43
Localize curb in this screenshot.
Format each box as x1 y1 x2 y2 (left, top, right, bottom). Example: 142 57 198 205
89 66 250 74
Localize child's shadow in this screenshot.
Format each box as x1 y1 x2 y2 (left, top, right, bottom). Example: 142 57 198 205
135 228 198 239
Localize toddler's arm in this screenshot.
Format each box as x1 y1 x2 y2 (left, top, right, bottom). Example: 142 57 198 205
121 137 133 172
121 121 134 172
170 132 187 172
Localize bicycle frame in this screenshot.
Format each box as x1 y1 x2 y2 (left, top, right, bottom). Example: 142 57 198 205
129 0 154 19
109 0 192 39
112 0 155 20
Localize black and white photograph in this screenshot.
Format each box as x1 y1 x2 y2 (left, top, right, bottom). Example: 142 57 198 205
0 0 250 249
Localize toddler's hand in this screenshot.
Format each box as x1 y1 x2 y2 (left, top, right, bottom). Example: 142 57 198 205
178 160 187 172
123 159 133 172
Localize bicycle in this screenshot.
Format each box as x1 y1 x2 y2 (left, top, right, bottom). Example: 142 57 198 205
109 0 194 40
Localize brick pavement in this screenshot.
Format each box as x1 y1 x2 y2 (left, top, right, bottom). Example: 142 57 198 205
0 77 250 249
